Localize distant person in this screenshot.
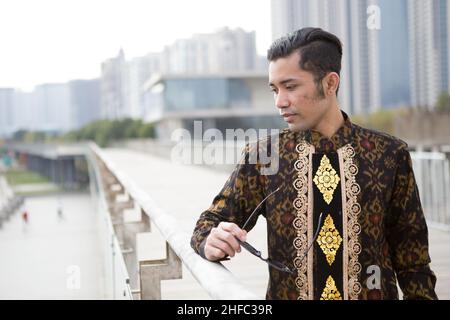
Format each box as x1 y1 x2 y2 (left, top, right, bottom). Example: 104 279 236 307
57 198 64 220
191 27 437 300
22 210 28 223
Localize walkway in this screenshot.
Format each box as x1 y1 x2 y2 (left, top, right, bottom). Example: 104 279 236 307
0 192 102 299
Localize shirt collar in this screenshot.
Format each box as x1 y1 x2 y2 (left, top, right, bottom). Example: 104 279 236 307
303 111 354 153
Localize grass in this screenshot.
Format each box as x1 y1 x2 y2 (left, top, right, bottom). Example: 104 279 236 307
4 169 51 185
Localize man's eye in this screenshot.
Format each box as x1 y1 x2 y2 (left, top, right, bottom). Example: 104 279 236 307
270 88 278 94
286 85 296 90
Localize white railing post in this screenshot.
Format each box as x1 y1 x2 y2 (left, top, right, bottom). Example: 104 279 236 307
411 151 450 230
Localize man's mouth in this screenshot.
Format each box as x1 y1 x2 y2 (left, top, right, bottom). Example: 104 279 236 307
281 113 297 123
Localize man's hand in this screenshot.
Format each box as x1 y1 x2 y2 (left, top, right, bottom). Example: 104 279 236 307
204 222 247 261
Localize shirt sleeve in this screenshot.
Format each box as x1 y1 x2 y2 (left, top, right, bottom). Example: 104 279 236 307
190 143 266 259
387 146 438 300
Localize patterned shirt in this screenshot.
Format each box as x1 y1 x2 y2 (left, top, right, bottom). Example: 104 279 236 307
191 111 437 300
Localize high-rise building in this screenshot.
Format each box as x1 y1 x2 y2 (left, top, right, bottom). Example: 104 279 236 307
271 0 320 40
100 49 126 119
33 83 71 132
68 79 101 129
101 49 163 120
209 27 258 72
408 0 450 109
436 0 450 96
163 27 260 75
378 0 410 108
122 53 162 120
0 88 15 137
9 80 100 134
348 0 380 114
13 90 36 132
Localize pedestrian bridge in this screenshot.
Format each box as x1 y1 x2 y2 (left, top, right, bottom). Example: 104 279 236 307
1 142 449 299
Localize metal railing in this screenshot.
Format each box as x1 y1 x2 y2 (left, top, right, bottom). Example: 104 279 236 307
85 145 132 299
411 151 450 230
87 143 261 300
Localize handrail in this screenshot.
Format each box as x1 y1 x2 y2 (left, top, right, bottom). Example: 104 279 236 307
85 145 133 299
88 142 261 300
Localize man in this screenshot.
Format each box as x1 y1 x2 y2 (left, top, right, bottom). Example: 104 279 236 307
191 27 437 300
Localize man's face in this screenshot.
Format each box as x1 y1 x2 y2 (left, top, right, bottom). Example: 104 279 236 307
269 51 329 132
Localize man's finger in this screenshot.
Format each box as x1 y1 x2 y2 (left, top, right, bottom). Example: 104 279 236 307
208 237 237 257
218 222 247 241
214 228 242 253
204 245 226 261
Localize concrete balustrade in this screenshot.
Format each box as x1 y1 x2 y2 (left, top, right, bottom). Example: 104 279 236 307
139 240 182 300
90 148 183 299
88 143 261 300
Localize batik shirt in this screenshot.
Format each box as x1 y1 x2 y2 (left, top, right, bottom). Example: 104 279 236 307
191 112 437 300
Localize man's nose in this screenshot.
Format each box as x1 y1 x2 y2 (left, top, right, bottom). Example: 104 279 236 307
275 91 289 109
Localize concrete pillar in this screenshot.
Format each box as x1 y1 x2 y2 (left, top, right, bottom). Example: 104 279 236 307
139 242 182 300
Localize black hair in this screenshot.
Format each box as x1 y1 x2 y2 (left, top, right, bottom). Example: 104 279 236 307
267 27 342 96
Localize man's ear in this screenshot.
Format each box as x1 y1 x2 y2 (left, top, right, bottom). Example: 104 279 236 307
322 72 340 96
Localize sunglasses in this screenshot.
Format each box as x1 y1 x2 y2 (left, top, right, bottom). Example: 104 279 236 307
237 187 324 275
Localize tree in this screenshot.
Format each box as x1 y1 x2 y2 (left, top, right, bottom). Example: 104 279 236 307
12 129 28 142
436 92 450 113
139 123 155 138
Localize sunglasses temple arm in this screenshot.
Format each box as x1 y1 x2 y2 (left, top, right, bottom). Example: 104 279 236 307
238 239 262 257
242 187 281 230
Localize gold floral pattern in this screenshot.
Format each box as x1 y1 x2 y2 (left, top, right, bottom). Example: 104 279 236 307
313 155 340 204
320 276 342 300
292 140 314 300
317 214 342 265
338 144 362 300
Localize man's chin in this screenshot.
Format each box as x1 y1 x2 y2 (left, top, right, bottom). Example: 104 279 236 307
287 122 309 132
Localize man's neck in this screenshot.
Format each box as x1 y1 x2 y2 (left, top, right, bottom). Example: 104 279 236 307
312 105 344 138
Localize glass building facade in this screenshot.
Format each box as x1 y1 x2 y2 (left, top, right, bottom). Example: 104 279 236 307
163 78 251 111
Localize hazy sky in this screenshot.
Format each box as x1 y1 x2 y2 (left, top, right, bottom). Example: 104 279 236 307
0 0 271 91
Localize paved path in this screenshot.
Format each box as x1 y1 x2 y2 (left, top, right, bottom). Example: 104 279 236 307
103 148 450 299
0 192 103 299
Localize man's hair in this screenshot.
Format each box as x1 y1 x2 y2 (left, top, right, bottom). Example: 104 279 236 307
267 27 342 96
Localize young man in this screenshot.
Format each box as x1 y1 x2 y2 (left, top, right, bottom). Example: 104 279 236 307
191 27 437 300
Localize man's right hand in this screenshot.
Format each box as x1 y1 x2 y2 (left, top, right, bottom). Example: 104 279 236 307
204 222 247 261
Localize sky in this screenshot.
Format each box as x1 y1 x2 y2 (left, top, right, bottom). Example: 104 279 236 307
0 0 272 91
